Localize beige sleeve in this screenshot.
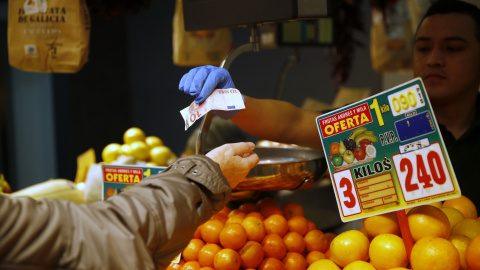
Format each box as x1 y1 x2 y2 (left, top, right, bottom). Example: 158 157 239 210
0 155 231 270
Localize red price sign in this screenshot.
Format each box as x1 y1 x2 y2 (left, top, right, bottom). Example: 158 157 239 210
392 142 455 202
333 170 362 217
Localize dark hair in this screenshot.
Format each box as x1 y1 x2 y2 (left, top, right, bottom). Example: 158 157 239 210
416 0 480 42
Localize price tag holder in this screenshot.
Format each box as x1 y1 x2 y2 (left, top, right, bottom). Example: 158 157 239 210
316 78 460 222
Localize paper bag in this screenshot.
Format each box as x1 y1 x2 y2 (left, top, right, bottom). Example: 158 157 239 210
172 0 232 67
8 0 91 73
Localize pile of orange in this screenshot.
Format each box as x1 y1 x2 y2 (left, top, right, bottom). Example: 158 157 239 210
167 195 480 270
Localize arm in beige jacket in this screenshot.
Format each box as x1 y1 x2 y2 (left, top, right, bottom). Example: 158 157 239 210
0 155 232 270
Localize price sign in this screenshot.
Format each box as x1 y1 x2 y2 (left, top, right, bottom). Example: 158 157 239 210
316 78 460 222
102 164 166 200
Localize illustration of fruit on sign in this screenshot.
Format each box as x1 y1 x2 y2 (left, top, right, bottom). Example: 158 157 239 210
359 139 372 150
343 150 355 164
332 154 343 167
353 147 366 161
330 142 340 155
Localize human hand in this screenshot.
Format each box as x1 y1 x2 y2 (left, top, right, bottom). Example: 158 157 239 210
179 66 241 120
179 65 235 103
206 142 259 189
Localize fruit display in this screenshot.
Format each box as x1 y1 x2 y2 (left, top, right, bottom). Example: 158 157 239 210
328 126 378 169
101 127 177 167
168 195 480 270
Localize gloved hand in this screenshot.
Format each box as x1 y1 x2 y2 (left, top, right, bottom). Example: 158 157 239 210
179 65 242 119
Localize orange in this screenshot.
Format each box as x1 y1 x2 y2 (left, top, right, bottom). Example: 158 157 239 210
211 212 228 224
106 187 115 198
287 215 309 236
329 142 340 155
329 230 370 267
281 201 305 220
407 204 450 242
246 211 265 220
238 202 258 214
307 259 341 270
343 261 376 270
410 236 460 270
359 225 374 242
200 219 224 244
451 218 480 239
264 214 289 237
441 206 466 228
219 223 247 250
283 231 306 253
227 209 245 218
256 197 279 210
363 211 400 237
369 234 408 270
213 248 241 270
262 233 287 260
198 243 222 268
324 232 337 247
182 238 205 262
258 257 286 270
166 260 184 270
304 229 329 253
193 226 202 239
241 216 266 242
260 205 284 218
324 249 331 259
282 252 307 270
225 212 246 225
449 234 472 270
465 233 480 270
181 261 201 270
307 220 317 232
200 267 215 270
239 241 264 269
219 206 231 216
443 195 478 219
305 251 327 266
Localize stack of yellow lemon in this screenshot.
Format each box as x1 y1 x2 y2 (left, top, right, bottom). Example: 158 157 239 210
101 127 176 166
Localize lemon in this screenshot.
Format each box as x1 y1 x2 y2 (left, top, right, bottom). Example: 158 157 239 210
308 259 341 270
451 218 480 239
150 146 172 166
102 143 121 163
366 145 376 157
330 230 370 267
441 207 466 229
123 127 146 144
145 135 163 149
449 234 471 270
119 144 132 156
129 141 149 161
146 161 160 167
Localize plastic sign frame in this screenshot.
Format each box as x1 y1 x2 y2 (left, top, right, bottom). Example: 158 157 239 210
316 78 460 222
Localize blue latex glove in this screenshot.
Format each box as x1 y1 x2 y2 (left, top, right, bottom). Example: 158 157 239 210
179 65 242 119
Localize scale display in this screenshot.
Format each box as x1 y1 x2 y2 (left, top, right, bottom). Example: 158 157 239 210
315 78 460 222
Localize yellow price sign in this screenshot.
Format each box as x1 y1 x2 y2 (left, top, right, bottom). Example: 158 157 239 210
387 87 425 117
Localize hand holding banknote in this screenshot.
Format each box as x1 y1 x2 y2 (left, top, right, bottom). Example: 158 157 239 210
180 88 245 130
